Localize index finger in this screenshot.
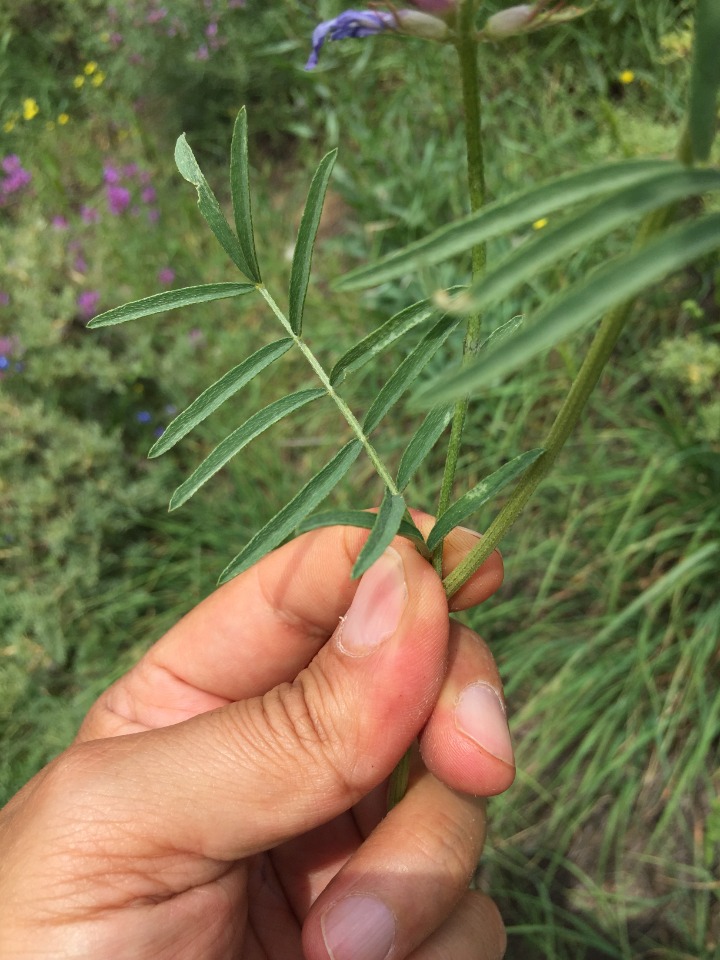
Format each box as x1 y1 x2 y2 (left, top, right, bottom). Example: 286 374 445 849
77 512 502 741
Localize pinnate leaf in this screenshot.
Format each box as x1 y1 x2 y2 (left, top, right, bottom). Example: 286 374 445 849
87 283 255 328
175 133 254 278
296 510 430 557
288 150 337 334
396 405 454 492
417 213 720 406
169 388 325 510
149 338 292 457
426 448 545 551
218 440 363 583
230 107 262 283
352 492 408 579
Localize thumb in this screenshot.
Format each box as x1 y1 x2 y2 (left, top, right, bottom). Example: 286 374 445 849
68 544 449 863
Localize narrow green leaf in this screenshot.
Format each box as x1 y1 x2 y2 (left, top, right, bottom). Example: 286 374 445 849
478 314 524 352
288 149 337 335
352 492 408 579
330 289 463 386
230 107 261 283
87 283 255 328
364 316 461 434
218 440 363 583
169 388 325 510
426 448 545 551
688 0 720 162
296 510 430 558
450 168 720 315
149 339 292 457
417 213 720 406
396 404 454 491
175 133 253 278
336 159 677 291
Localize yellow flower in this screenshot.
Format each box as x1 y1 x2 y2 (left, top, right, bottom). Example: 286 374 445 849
618 69 635 85
532 217 548 230
58 113 70 125
687 364 703 385
84 61 98 75
22 98 39 120
100 31 110 43
91 71 106 87
73 75 85 89
3 119 15 132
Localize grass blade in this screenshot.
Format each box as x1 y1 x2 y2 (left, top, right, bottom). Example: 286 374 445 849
396 404 454 492
448 168 720 315
426 448 545 551
352 492 407 579
336 159 677 291
296 509 430 558
175 133 254 278
149 338 292 457
416 213 720 406
218 440 363 583
364 315 461 434
288 149 337 335
688 0 720 162
87 283 255 328
330 290 463 386
230 107 262 283
169 388 325 510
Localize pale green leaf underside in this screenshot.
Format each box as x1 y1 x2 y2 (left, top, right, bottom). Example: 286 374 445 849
288 149 337 335
416 213 720 406
396 404 454 492
87 283 255 328
169 388 325 510
149 338 292 458
364 315 461 434
426 448 545 551
330 290 463 386
450 167 720 315
230 107 262 283
218 440 363 584
336 159 677 290
175 133 254 278
352 492 407 579
688 0 720 162
296 510 430 558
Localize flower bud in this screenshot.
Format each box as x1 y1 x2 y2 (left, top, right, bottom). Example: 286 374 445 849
395 10 451 40
484 4 535 38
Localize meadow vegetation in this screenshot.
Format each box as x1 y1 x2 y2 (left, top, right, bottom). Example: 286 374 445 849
1 1 718 956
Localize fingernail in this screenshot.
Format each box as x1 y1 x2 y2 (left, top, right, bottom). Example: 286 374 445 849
337 547 407 657
322 894 396 960
455 682 514 766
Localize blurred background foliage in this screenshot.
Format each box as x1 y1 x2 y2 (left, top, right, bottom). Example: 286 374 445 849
1 1 718 957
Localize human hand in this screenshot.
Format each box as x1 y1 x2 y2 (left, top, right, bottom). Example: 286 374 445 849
0 514 513 960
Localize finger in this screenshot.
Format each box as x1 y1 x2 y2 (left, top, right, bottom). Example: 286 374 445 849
59 545 452 885
420 621 515 796
407 891 506 960
301 768 488 960
78 514 502 742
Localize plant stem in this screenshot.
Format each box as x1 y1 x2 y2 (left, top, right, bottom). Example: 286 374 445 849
258 285 401 497
434 5 487 573
443 206 673 598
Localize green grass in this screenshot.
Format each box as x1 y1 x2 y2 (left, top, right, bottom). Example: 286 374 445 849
1 1 718 955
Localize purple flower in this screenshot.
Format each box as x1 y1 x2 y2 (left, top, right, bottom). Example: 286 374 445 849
0 292 10 307
146 8 167 24
106 184 131 215
147 207 160 223
81 205 100 224
1 155 22 174
157 267 175 285
206 20 218 38
136 410 152 423
51 215 69 229
123 163 139 178
141 186 156 204
195 43 210 60
74 254 88 273
305 10 396 69
103 164 121 184
77 290 101 320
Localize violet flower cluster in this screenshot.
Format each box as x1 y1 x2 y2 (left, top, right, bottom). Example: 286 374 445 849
0 155 32 206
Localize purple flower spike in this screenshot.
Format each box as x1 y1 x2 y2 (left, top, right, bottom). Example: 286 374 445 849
305 9 396 69
106 184 131 215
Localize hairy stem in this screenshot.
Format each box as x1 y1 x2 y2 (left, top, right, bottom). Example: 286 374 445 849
433 5 487 573
258 285 401 496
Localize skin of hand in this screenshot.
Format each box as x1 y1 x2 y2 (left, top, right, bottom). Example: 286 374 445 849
0 512 514 960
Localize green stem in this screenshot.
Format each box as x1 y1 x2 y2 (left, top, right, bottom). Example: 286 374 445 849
442 206 673 598
434 6 486 573
258 285 401 497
